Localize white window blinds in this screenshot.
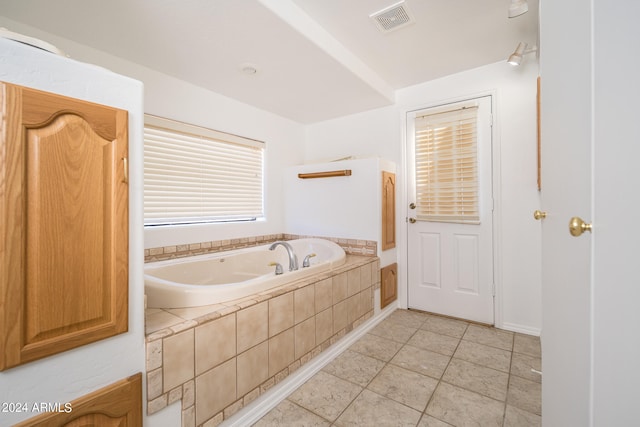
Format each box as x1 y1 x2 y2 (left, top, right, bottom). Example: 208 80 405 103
414 105 479 223
144 115 264 226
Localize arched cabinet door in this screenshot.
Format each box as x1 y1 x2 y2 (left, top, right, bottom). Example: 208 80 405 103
380 263 398 309
0 82 129 370
381 171 396 251
14 374 142 427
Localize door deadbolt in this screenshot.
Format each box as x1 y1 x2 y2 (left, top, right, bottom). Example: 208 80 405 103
409 203 416 210
533 210 547 220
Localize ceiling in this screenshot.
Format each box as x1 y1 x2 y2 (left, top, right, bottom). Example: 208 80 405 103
0 0 538 124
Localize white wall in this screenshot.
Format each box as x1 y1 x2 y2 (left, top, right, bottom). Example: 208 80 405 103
0 17 308 249
305 61 542 333
0 38 146 426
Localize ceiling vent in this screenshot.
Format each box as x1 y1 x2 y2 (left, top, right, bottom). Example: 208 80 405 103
370 1 415 33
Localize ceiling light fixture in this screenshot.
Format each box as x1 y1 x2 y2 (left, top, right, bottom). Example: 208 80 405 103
507 42 537 66
508 0 528 18
240 63 258 75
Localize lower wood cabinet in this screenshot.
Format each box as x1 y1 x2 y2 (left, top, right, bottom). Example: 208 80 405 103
381 263 398 308
14 373 142 427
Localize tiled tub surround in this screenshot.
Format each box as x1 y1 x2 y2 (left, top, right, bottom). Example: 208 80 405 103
145 255 380 427
144 233 377 263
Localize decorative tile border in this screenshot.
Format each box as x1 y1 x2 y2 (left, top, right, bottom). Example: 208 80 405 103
144 256 380 427
144 233 377 263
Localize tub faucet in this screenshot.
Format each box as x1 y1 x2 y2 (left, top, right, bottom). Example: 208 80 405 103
302 253 316 268
269 241 298 271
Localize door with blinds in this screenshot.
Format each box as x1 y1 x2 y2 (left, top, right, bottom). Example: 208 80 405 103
406 96 494 324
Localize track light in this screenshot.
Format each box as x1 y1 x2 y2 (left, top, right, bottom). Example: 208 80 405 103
507 42 537 66
508 0 528 18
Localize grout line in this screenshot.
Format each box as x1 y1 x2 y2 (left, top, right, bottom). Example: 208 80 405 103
418 320 468 426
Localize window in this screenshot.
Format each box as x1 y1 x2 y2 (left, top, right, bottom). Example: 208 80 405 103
414 104 479 223
143 115 264 226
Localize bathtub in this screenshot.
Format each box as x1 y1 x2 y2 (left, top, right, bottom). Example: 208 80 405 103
145 238 346 308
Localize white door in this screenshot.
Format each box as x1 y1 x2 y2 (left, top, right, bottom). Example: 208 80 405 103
539 2 593 425
406 96 494 324
540 2 640 425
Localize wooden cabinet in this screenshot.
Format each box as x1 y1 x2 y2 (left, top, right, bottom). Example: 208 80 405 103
381 171 396 251
380 263 398 309
14 373 142 426
0 82 129 370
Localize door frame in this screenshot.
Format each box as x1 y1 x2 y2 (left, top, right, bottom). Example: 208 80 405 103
398 90 504 327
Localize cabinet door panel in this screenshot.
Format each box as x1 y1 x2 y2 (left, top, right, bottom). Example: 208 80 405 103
14 373 142 427
0 82 128 370
380 263 398 309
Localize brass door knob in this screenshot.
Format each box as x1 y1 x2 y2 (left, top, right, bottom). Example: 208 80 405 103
409 218 417 223
569 217 592 237
533 210 547 220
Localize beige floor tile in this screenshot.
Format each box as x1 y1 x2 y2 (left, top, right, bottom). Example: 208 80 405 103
426 382 505 427
407 329 461 356
253 309 542 427
417 414 454 426
367 364 438 411
386 309 430 329
253 399 330 427
453 340 512 372
390 344 451 380
463 324 514 351
442 358 509 401
511 352 542 383
288 371 362 422
504 404 542 427
335 389 422 427
369 318 418 343
507 375 542 415
421 316 469 339
349 333 404 362
514 333 541 358
322 349 385 387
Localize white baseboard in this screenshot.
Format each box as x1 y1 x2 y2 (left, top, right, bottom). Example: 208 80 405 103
501 322 541 336
222 302 398 427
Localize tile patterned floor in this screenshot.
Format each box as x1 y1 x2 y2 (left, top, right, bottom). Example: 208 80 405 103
254 309 541 427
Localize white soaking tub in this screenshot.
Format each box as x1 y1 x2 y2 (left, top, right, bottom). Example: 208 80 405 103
145 238 346 308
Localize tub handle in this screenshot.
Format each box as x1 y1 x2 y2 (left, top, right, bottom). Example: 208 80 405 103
268 262 284 275
302 253 317 268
